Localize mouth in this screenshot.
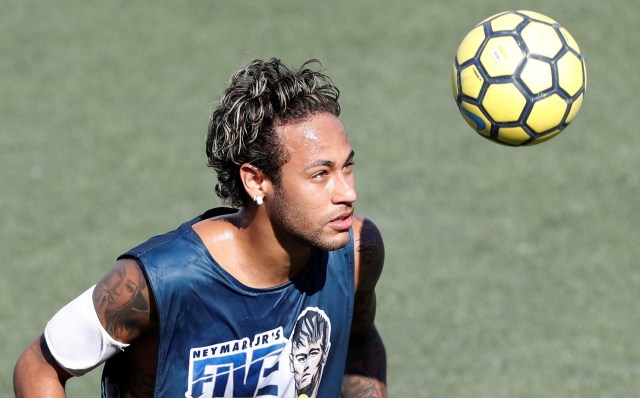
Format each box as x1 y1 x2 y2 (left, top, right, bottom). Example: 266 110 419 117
328 209 354 231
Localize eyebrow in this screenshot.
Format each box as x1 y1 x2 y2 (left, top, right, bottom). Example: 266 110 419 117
305 150 355 171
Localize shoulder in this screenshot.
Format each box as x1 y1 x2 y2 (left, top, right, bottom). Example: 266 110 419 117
93 258 156 343
352 215 384 250
352 215 385 292
126 208 238 258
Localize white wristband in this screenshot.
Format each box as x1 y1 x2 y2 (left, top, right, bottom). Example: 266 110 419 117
44 285 129 376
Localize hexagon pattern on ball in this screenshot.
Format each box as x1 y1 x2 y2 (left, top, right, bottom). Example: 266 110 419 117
452 10 586 146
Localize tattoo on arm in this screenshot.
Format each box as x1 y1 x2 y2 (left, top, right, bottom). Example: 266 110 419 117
341 373 387 398
93 260 152 342
343 326 387 395
344 218 387 397
352 218 385 335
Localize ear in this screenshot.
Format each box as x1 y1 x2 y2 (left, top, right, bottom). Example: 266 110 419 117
239 163 267 202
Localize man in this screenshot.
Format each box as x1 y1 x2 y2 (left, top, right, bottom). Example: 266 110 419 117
14 58 387 397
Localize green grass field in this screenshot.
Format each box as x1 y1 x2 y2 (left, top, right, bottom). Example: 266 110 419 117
2 0 639 396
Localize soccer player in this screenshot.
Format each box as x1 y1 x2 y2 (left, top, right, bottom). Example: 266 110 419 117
13 58 387 398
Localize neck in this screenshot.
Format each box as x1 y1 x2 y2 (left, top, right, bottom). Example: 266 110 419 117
211 208 312 288
242 208 312 281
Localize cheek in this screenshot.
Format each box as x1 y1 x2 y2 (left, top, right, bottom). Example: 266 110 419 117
280 184 325 212
308 356 322 367
348 173 356 190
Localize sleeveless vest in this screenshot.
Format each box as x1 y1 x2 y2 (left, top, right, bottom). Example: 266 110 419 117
102 208 355 398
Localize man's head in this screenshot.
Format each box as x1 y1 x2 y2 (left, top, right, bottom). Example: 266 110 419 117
206 58 341 208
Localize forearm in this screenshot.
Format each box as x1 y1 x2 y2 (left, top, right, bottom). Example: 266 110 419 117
342 326 387 398
342 373 387 398
14 336 69 398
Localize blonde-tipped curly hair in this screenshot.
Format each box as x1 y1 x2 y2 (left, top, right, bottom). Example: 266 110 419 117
206 58 341 207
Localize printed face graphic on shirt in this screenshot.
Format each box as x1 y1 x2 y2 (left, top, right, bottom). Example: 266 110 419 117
185 307 332 398
289 309 331 398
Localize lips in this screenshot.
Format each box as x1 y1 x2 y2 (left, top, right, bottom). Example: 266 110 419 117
328 210 353 231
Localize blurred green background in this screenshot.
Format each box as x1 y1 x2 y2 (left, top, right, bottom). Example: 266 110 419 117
2 0 638 396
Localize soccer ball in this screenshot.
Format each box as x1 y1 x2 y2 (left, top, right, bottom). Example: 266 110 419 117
452 10 586 146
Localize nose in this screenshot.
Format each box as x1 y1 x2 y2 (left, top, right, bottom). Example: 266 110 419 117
333 172 356 205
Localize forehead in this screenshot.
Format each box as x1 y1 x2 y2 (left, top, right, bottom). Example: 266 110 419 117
292 338 323 351
276 113 351 165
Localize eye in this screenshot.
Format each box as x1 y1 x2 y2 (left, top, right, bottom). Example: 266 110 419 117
311 170 328 180
126 280 138 294
343 160 355 173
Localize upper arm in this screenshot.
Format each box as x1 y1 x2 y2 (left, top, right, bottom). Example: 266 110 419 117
342 216 387 396
92 258 156 343
352 216 385 337
14 258 156 394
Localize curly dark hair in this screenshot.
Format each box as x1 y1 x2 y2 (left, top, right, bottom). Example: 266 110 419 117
206 58 341 207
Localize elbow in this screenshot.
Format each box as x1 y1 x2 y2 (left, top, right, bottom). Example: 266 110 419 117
14 335 71 397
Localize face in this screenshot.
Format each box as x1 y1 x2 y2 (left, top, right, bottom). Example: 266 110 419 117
267 112 356 251
104 262 143 310
290 339 326 393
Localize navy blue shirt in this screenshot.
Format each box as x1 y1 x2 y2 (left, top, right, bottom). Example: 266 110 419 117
102 208 355 398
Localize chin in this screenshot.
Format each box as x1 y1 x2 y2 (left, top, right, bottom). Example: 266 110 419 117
314 232 351 251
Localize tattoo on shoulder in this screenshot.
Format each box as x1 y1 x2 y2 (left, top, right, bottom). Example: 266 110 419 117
93 260 151 341
356 218 385 291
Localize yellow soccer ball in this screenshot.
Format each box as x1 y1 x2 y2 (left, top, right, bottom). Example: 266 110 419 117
452 10 586 146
